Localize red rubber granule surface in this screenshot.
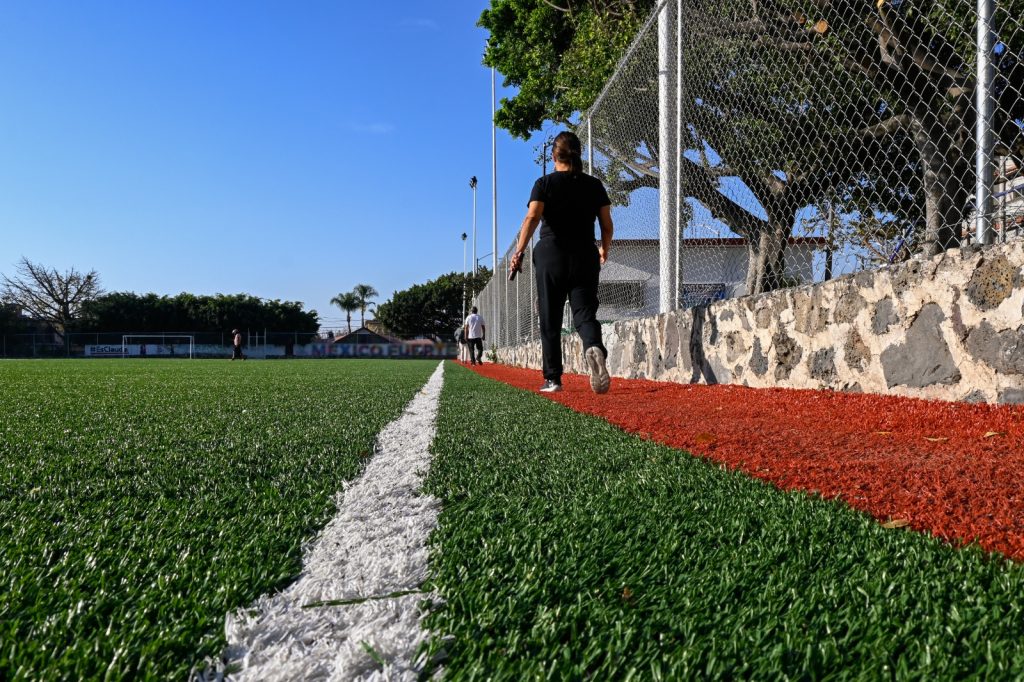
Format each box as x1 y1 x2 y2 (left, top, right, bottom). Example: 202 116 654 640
462 362 1024 560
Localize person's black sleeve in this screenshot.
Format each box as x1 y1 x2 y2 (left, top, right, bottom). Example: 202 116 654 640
594 178 611 208
529 176 547 205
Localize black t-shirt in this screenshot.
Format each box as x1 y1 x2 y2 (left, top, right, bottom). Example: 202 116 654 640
529 171 611 244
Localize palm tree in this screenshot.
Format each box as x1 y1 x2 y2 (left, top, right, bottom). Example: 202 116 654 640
330 292 361 334
352 284 378 328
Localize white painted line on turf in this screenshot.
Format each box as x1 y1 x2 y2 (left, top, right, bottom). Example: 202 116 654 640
215 361 445 681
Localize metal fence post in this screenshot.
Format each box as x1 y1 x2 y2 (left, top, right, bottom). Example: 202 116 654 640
658 0 679 313
587 118 594 174
674 0 684 309
515 255 521 345
976 0 996 245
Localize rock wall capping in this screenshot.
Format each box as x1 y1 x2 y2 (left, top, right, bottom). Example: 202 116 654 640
496 241 1024 404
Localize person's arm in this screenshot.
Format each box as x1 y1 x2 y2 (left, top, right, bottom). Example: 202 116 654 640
597 205 614 265
481 323 486 341
509 201 544 275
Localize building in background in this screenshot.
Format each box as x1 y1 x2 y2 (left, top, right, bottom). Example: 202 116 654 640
598 237 824 319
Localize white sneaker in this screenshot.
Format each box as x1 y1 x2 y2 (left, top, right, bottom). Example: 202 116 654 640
585 347 610 394
539 380 563 393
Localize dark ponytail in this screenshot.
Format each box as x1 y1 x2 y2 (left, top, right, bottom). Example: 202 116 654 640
552 131 584 174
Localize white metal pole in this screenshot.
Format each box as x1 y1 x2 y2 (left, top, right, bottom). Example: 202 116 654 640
515 254 520 344
658 0 679 313
492 66 500 347
976 0 995 245
462 235 467 319
674 0 683 309
472 182 478 281
462 234 468 361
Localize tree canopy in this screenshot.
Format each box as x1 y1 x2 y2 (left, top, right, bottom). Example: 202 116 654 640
330 292 362 334
376 269 491 340
78 292 319 334
483 0 1024 294
0 257 103 337
480 0 652 139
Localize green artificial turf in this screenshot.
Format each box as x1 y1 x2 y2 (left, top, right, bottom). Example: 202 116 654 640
0 359 437 680
423 363 1024 680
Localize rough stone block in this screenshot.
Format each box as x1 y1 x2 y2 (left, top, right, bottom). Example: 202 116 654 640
966 254 1019 310
725 331 748 364
750 336 768 377
965 322 1024 375
772 330 803 381
998 388 1024 404
844 330 871 373
872 298 898 335
854 270 875 288
880 303 961 388
810 348 837 384
834 287 866 324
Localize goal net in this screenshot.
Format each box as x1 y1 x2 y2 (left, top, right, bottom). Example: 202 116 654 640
121 335 195 359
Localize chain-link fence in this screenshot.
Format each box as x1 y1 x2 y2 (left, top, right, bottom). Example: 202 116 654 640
0 331 456 359
477 0 1024 349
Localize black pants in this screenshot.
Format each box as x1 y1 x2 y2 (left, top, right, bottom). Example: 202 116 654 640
468 338 483 363
534 238 606 383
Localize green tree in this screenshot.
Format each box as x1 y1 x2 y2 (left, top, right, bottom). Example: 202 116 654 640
482 0 1024 292
330 292 361 334
352 284 378 328
480 0 650 138
79 293 319 336
0 303 29 334
377 269 492 340
804 0 1024 256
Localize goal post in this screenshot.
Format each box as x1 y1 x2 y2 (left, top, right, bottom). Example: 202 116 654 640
121 335 195 359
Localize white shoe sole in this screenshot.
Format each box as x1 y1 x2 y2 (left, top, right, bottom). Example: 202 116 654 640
585 347 610 394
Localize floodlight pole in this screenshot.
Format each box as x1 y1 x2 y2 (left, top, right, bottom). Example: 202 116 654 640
491 66 500 346
462 231 468 330
470 176 478 284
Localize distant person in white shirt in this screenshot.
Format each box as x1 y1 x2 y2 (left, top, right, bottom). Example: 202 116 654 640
231 328 246 361
463 307 485 365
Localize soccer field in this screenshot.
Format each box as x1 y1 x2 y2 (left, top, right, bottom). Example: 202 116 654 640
0 359 437 679
2 359 1024 679
428 365 1024 679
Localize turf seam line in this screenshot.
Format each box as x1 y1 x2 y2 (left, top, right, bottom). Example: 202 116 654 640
204 361 445 681
301 588 426 609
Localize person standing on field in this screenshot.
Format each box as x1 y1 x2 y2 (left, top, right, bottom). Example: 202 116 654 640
508 130 613 394
463 307 485 365
231 328 246 360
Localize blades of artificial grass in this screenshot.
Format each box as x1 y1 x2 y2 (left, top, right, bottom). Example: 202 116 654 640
423 363 1024 680
0 359 438 680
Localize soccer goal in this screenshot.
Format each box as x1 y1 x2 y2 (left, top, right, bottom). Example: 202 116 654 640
121 335 195 359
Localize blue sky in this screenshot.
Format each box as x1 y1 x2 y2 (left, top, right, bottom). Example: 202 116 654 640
0 1 547 330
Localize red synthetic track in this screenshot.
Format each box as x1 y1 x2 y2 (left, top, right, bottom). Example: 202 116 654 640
460 362 1024 560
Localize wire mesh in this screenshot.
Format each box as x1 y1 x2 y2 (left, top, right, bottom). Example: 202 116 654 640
479 0 1024 349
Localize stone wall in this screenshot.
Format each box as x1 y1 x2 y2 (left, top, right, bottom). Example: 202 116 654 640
497 240 1024 404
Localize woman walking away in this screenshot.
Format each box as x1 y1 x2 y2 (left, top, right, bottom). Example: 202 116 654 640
508 130 614 394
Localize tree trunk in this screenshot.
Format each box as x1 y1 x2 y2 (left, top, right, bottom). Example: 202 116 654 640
917 130 967 257
745 218 790 296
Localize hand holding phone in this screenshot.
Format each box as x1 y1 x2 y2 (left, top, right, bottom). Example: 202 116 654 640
508 251 524 281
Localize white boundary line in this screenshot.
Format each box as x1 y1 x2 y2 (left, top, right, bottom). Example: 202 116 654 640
212 361 445 681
